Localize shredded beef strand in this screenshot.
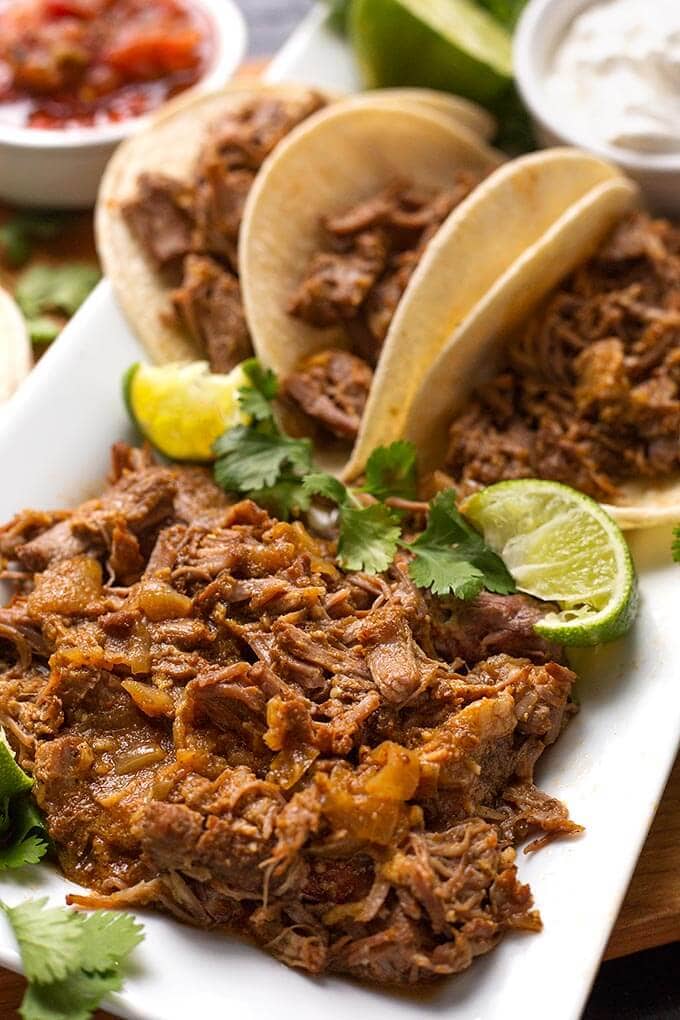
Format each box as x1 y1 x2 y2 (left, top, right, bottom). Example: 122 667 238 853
445 212 680 501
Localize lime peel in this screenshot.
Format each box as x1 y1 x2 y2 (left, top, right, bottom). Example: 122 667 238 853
124 361 250 462
463 479 638 646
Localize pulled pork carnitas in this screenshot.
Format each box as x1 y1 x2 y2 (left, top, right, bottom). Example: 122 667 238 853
445 212 680 502
122 92 325 373
0 446 581 984
283 174 484 442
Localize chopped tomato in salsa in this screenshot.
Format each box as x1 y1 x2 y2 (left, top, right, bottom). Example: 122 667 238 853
0 0 213 129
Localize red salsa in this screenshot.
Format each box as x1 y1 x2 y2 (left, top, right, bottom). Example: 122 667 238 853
0 0 213 129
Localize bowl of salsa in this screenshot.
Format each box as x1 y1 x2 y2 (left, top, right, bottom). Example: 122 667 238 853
0 0 247 206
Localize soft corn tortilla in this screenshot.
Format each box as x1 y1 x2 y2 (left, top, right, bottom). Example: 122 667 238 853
401 175 678 529
0 286 31 404
96 82 333 365
366 87 497 140
239 97 505 473
344 149 630 478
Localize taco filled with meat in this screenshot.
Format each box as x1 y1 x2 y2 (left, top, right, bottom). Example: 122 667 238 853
239 95 509 473
96 83 331 369
95 83 494 375
397 165 680 528
241 131 629 475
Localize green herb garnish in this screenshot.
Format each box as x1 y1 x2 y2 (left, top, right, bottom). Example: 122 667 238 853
211 361 515 597
2 899 144 1020
0 729 48 870
404 489 515 598
15 263 101 345
303 473 402 573
0 213 68 269
672 525 680 562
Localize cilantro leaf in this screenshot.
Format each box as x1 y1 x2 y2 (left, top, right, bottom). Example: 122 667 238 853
213 426 313 492
0 730 49 869
363 441 417 501
77 912 144 974
25 316 61 346
338 503 402 573
673 525 680 562
2 899 84 984
20 967 125 1020
408 546 485 599
302 472 351 507
0 834 47 870
0 213 67 268
16 264 101 321
248 477 312 521
239 358 279 423
3 899 144 1020
406 490 516 599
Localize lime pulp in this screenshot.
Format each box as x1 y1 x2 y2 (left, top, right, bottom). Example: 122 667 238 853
124 361 250 462
463 479 638 646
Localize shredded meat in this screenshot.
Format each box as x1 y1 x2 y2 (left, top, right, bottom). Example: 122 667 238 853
283 348 374 441
172 254 251 374
122 92 325 372
0 446 580 985
445 212 680 501
284 174 483 440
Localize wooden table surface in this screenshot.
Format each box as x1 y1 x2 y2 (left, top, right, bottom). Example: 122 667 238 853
0 1 678 1015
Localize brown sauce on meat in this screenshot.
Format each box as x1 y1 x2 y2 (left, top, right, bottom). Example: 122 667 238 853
0 444 581 985
445 212 680 502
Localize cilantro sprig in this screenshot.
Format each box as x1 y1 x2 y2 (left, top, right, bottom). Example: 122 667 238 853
0 212 68 269
212 361 515 597
213 359 313 519
2 898 144 1020
303 472 402 573
673 525 680 562
0 729 48 871
404 490 515 599
15 263 101 345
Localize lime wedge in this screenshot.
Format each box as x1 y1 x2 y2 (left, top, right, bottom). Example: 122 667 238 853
124 361 249 462
350 0 513 104
0 729 33 800
463 480 638 645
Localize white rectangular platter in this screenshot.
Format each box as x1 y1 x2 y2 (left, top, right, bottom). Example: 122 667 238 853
0 7 678 1020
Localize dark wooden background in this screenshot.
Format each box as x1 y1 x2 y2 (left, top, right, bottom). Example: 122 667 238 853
0 2 677 1016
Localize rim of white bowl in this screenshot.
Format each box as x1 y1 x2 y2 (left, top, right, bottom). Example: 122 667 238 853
0 0 247 150
514 0 680 174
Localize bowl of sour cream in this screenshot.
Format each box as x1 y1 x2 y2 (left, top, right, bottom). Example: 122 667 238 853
515 0 680 213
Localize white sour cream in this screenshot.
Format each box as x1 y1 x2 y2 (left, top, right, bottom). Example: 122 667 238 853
544 0 680 155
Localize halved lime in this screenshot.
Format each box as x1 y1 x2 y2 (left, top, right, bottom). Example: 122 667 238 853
124 361 250 462
463 480 638 645
350 0 513 104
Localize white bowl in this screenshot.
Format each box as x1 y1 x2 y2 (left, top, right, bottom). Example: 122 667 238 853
0 0 247 209
514 0 680 214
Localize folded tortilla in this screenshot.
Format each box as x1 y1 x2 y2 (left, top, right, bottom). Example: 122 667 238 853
96 83 494 368
239 95 505 473
398 168 680 529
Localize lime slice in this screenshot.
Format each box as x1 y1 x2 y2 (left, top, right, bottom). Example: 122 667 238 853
462 480 638 646
0 729 33 800
124 361 250 462
350 0 513 104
